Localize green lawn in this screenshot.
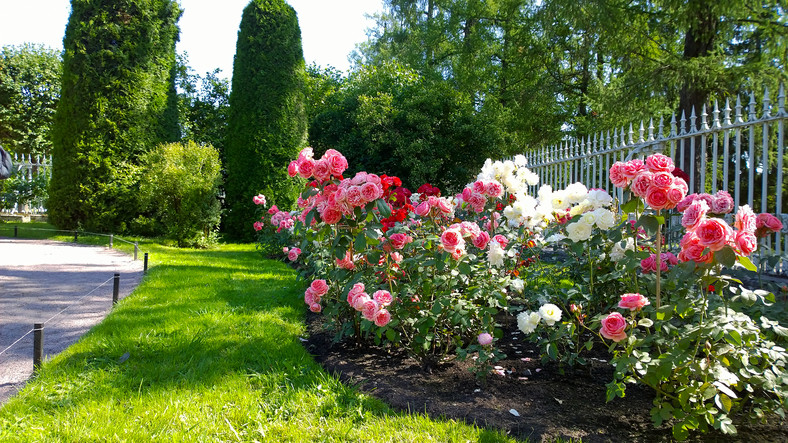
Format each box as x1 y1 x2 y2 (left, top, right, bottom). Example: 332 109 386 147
0 224 520 442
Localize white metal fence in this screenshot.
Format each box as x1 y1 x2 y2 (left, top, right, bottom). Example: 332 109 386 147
0 153 52 214
522 85 788 275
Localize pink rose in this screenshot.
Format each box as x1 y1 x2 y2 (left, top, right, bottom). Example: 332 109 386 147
735 230 758 256
676 195 696 212
309 303 322 313
373 290 393 306
756 213 783 232
390 251 403 263
353 293 371 311
253 221 264 231
645 153 674 173
630 171 654 198
389 233 412 250
666 184 687 206
310 279 329 297
640 255 656 273
297 147 314 162
681 200 709 231
297 158 315 179
415 201 430 217
493 234 508 248
320 207 342 225
361 182 382 202
268 205 279 215
663 252 678 265
734 205 757 233
678 243 713 264
324 149 348 176
473 231 491 249
621 159 645 180
253 194 267 206
477 333 494 346
651 171 674 190
287 161 299 178
313 159 332 182
485 182 504 198
374 309 391 327
304 287 318 305
644 186 671 210
711 191 734 214
435 197 453 215
287 248 301 261
609 162 629 188
696 218 733 252
362 299 380 321
440 229 464 253
600 312 628 342
618 293 650 311
473 181 486 194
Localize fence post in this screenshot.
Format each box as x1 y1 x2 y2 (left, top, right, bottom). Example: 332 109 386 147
134 242 138 260
113 273 120 305
33 323 43 370
74 231 78 243
144 253 149 273
109 234 113 248
14 225 18 237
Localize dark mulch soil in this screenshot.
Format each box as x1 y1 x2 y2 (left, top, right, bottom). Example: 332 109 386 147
304 312 788 442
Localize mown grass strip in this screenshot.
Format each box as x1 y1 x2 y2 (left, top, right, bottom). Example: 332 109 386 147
0 225 521 442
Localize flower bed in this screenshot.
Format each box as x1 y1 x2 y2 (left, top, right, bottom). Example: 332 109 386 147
254 148 787 440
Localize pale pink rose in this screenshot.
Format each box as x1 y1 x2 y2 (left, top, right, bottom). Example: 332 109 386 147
666 184 687 206
467 192 487 213
679 243 713 264
663 252 679 265
366 173 382 185
450 247 465 260
681 200 709 231
287 161 299 178
361 182 382 202
310 279 329 297
362 299 380 321
711 191 734 214
347 284 366 305
313 159 332 182
630 171 654 198
253 221 264 231
304 288 317 305
676 195 696 212
346 187 365 207
320 207 342 225
618 293 650 311
696 218 733 251
477 333 494 346
373 290 393 306
735 230 758 255
309 303 322 313
756 213 783 232
415 201 430 216
600 312 628 342
336 250 356 270
389 233 412 250
374 309 391 327
297 147 314 162
351 171 368 185
485 181 504 198
645 186 671 210
297 158 315 178
697 193 715 208
353 293 371 311
645 153 674 173
493 234 508 248
473 231 491 249
390 251 403 263
253 194 267 206
287 248 301 261
609 162 629 188
436 197 453 215
324 149 348 176
440 229 464 253
461 187 473 202
640 255 657 273
734 205 757 233
473 181 486 194
651 172 674 190
672 176 688 194
283 247 289 253
621 159 646 180
679 231 698 249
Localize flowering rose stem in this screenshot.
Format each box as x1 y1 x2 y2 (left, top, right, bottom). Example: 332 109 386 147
655 209 662 308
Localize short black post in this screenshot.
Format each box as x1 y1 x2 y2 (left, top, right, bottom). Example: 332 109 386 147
113 273 120 305
144 253 149 273
134 242 138 260
74 230 78 243
33 323 43 370
109 234 113 248
14 225 18 237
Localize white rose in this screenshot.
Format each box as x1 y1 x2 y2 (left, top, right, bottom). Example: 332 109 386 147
517 311 541 334
594 208 617 230
488 241 505 267
566 221 592 242
580 212 596 226
510 278 524 292
538 303 562 326
586 189 613 209
564 182 589 204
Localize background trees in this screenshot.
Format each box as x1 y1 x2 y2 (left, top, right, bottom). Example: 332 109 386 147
47 0 182 232
223 0 307 241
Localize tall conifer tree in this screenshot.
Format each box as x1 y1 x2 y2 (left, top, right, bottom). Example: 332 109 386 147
224 0 307 241
48 0 181 231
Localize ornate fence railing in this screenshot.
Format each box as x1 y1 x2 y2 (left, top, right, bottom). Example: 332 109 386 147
0 153 52 215
521 85 788 275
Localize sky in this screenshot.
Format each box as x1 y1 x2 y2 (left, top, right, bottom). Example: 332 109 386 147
0 0 385 78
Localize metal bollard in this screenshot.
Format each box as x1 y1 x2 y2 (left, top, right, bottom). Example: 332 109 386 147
109 234 113 248
14 225 18 237
134 242 138 260
113 273 120 305
74 231 78 243
33 323 44 370
144 253 149 273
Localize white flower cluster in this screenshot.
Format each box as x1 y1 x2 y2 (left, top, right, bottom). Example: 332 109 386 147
609 237 635 261
517 303 562 334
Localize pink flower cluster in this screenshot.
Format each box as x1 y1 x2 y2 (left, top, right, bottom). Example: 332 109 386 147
346 283 392 326
283 247 301 261
455 180 503 213
640 252 678 273
253 194 267 206
414 195 454 219
297 169 385 225
677 191 734 215
388 233 414 250
438 221 494 259
609 154 687 210
755 213 783 238
270 207 295 232
304 279 328 313
288 147 348 182
336 250 356 270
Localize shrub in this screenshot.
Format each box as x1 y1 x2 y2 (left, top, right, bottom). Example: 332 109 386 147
223 0 307 241
48 0 182 232
138 141 222 248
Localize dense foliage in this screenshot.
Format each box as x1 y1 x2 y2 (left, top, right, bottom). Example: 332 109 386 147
47 0 182 232
0 44 61 158
308 62 508 192
223 0 307 241
137 141 222 248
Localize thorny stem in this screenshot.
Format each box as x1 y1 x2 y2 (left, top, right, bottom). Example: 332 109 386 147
655 209 662 308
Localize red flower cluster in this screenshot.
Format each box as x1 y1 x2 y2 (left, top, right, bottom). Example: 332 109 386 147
416 183 441 200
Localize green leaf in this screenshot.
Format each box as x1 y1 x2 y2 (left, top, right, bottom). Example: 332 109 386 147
656 304 674 321
385 328 397 342
375 199 392 218
620 197 643 214
672 424 689 441
714 246 736 268
737 255 758 272
354 231 366 251
546 343 558 360
605 381 626 402
366 250 381 264
458 261 472 275
638 318 654 328
715 393 733 413
635 215 660 236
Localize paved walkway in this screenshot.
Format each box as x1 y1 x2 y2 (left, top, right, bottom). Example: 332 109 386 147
0 238 144 404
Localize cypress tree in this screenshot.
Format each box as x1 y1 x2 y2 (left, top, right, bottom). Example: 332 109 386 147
224 0 307 241
48 0 181 232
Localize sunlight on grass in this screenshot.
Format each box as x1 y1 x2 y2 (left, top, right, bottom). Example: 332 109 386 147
0 227 523 442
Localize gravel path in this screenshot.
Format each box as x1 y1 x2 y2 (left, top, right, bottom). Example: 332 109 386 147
0 238 144 404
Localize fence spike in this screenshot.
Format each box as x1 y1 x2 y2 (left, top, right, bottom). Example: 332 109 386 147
647 118 655 141
735 95 743 123
637 120 644 143
689 106 697 133
701 103 709 130
779 83 786 116
679 110 687 135
628 123 634 145
762 86 771 119
657 116 664 140
712 100 720 128
670 113 677 137
749 92 757 122
723 98 732 126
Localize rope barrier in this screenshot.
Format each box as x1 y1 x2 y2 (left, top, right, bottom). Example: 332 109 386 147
1 226 146 255
0 328 35 358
